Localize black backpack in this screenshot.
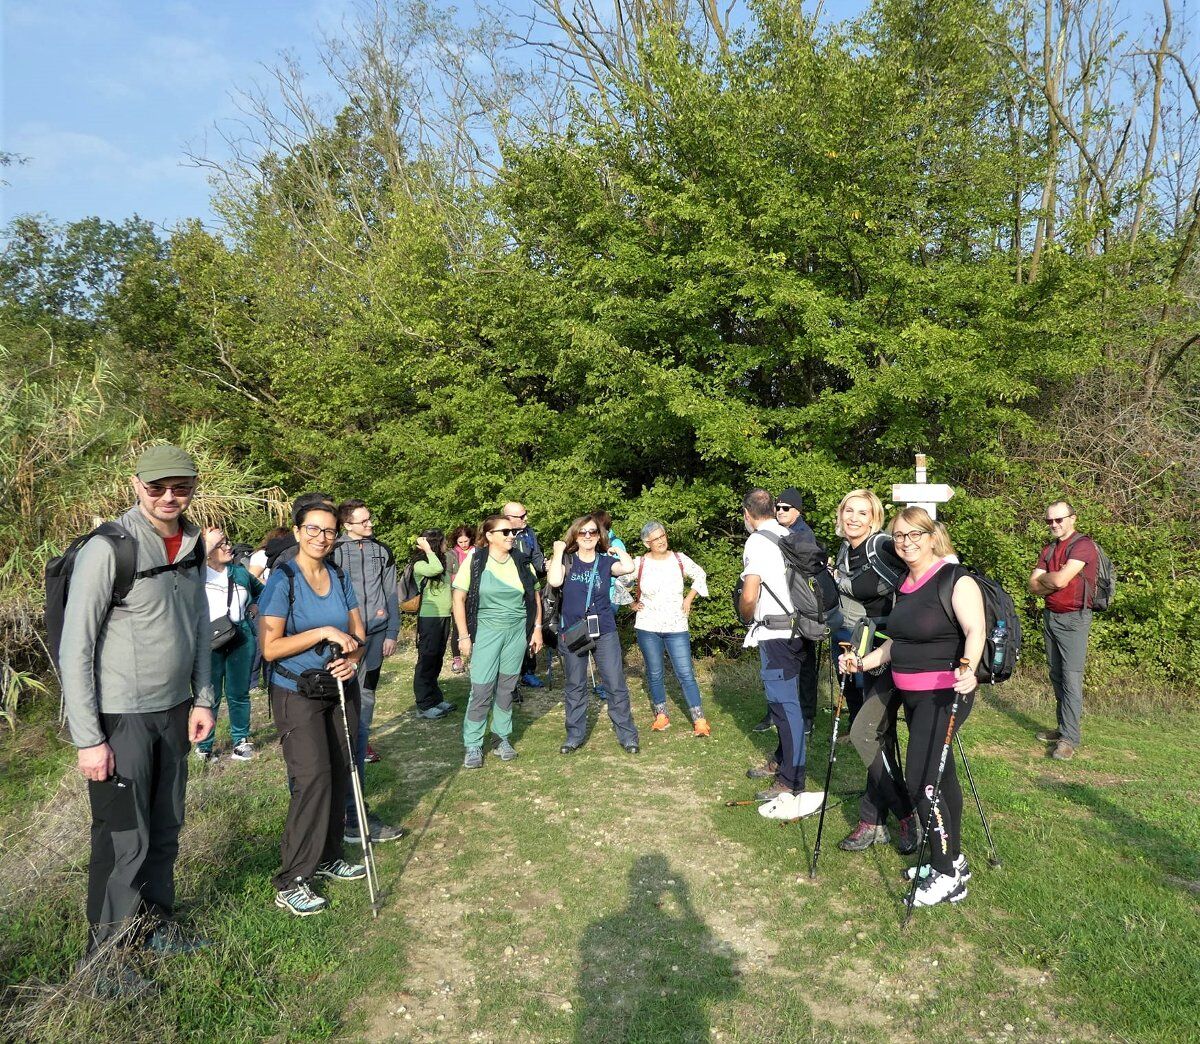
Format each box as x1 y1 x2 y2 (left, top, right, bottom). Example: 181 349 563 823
1065 535 1116 611
44 522 205 670
754 530 842 642
936 563 1022 683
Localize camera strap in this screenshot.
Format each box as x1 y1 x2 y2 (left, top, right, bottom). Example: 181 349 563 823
562 559 600 629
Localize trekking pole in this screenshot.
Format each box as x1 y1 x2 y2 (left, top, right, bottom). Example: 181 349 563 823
811 642 854 878
903 659 968 924
336 674 380 919
956 733 1001 869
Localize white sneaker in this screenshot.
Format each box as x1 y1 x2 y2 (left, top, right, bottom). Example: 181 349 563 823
230 741 254 761
905 868 967 908
904 854 970 882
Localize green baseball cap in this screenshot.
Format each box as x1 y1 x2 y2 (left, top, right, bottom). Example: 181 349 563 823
135 444 198 483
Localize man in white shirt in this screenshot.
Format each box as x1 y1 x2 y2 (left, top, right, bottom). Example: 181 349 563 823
737 488 824 820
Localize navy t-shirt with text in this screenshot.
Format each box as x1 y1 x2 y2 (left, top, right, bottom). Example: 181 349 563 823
561 554 617 635
258 563 359 691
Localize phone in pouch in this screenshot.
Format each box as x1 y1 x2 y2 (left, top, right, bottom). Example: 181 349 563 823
586 614 601 639
88 773 139 832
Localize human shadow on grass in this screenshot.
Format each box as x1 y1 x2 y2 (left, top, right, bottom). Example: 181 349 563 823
1040 778 1200 892
575 852 739 1044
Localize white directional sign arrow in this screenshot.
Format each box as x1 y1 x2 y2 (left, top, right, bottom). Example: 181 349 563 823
891 483 955 505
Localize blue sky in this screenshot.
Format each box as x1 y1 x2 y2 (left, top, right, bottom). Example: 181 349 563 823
0 0 1181 233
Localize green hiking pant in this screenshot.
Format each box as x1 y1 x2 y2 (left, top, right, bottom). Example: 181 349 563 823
463 618 526 748
199 622 255 752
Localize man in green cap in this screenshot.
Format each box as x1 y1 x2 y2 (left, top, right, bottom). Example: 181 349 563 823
60 443 216 997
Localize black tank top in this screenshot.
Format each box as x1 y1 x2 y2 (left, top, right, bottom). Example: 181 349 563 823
889 560 964 678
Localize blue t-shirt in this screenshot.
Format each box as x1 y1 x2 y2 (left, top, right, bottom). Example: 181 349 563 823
561 554 616 635
258 563 360 692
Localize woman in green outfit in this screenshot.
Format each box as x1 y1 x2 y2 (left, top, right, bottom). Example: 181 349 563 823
196 526 264 763
412 530 458 720
451 515 542 769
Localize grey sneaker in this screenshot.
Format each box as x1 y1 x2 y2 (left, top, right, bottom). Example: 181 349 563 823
316 858 367 882
419 705 451 720
345 814 409 845
275 878 327 916
435 700 458 713
230 740 254 761
495 738 518 761
464 746 484 769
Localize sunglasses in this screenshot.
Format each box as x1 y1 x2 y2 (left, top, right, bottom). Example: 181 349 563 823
301 523 338 540
142 482 196 498
578 528 600 537
489 527 516 537
1045 514 1074 524
774 503 794 513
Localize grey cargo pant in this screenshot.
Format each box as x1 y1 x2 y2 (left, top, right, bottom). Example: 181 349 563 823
1044 608 1092 746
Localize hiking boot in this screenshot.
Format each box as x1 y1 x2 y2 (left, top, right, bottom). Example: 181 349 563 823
896 815 921 855
230 740 255 761
316 858 367 882
746 759 779 780
464 746 484 769
752 713 775 733
90 961 158 1000
1052 740 1076 761
692 717 711 738
1036 728 1062 743
344 814 408 845
145 921 212 956
364 744 381 764
905 854 970 882
755 778 792 802
495 738 518 762
521 673 544 688
838 821 891 851
651 713 671 731
275 878 328 916
904 867 967 908
419 704 451 720
451 656 465 674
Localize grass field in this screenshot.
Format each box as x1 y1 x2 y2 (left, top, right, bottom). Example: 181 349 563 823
1 642 1198 1043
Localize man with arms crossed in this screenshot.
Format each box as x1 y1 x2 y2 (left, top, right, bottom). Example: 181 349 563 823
1029 500 1099 761
60 445 215 997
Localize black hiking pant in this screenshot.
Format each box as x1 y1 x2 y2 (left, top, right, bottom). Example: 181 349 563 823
86 701 191 950
414 616 451 711
271 682 358 889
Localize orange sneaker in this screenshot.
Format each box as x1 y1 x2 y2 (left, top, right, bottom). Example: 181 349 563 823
651 713 671 731
692 717 711 738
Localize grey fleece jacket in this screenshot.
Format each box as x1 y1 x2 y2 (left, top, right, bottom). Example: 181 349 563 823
59 506 214 749
331 535 399 639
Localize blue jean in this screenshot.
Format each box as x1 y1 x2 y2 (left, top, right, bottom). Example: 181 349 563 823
759 638 808 791
562 631 639 747
635 629 702 712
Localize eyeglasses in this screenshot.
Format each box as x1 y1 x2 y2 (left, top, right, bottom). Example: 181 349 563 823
301 523 338 541
646 532 668 542
578 528 600 538
142 482 196 498
1045 514 1074 525
774 504 794 513
213 539 232 550
892 529 930 545
489 527 516 537
348 516 373 526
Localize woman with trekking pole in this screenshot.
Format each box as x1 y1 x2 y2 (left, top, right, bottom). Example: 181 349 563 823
547 515 641 755
451 516 542 769
838 507 984 909
258 500 369 917
629 521 711 737
830 491 920 855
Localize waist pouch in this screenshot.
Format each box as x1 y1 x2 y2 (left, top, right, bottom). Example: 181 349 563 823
560 617 596 655
297 668 340 700
210 614 240 650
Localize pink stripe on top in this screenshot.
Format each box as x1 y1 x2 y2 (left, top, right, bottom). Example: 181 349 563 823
898 556 952 594
894 669 958 692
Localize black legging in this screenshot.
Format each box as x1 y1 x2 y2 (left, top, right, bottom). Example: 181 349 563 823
901 687 975 874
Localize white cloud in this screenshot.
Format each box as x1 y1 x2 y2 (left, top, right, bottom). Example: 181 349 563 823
9 124 207 189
